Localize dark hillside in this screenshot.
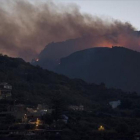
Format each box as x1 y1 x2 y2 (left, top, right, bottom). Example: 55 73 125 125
55 46 140 93
0 54 128 107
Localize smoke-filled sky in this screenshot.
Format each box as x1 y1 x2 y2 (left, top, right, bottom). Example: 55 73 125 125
53 0 140 30
0 0 140 61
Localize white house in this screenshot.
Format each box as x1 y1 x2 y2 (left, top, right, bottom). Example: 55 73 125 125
109 100 121 109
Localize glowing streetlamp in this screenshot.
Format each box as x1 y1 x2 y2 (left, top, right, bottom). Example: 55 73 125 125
98 125 105 131
36 118 40 127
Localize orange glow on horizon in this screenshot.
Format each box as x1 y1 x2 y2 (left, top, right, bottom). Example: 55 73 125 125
96 41 119 48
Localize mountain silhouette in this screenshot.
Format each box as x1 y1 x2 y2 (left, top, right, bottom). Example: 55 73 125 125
55 46 140 93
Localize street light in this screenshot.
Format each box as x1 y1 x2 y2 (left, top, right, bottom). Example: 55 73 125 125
98 125 105 131
36 118 40 127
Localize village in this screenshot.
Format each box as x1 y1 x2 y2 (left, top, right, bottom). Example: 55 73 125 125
0 82 86 140
0 82 140 140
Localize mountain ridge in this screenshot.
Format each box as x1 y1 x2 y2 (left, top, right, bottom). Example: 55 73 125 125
32 37 106 70
55 46 140 93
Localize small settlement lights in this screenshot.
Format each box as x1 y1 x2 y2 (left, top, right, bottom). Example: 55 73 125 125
36 118 40 127
98 125 105 131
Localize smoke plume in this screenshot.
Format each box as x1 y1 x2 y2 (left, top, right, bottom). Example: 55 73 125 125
0 0 139 61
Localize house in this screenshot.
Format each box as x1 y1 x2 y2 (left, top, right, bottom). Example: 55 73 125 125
69 105 84 111
0 83 12 99
61 115 68 124
26 104 51 118
109 100 121 109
